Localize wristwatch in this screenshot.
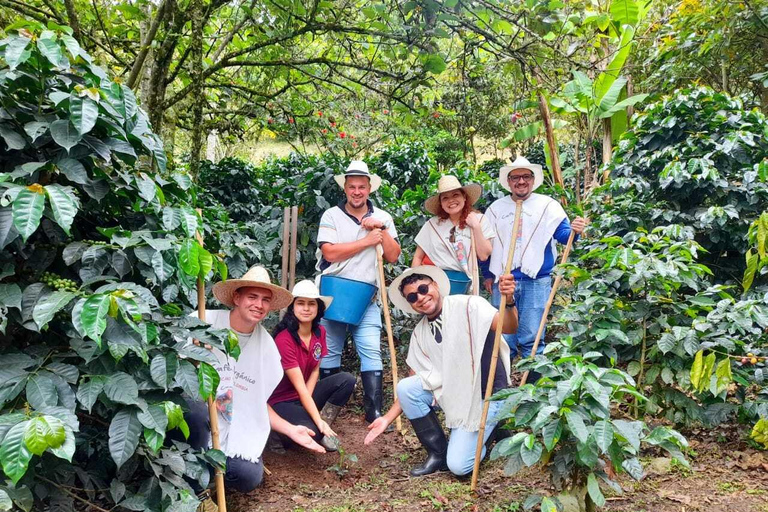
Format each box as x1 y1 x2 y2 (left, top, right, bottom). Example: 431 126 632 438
505 296 516 308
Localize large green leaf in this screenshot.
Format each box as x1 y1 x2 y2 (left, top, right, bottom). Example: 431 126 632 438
598 77 627 113
32 290 76 329
0 284 22 311
0 489 11 511
12 188 45 242
542 419 563 451
70 95 99 135
174 360 200 399
565 411 589 443
137 404 168 434
179 239 201 277
103 372 139 405
714 358 732 395
198 247 214 278
179 208 198 237
80 294 110 343
37 30 63 67
4 35 31 69
45 185 79 234
0 421 32 483
594 25 635 101
610 0 640 26
423 54 447 74
198 362 220 401
587 472 606 507
49 120 82 152
0 125 26 150
26 374 58 409
108 408 142 469
23 417 54 456
593 420 614 454
49 425 75 462
150 353 178 391
151 251 174 283
76 376 105 413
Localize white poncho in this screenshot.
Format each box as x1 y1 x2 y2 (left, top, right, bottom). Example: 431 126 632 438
203 310 283 463
405 295 510 431
414 215 495 281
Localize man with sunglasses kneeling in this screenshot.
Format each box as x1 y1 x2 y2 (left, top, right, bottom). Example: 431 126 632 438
363 266 517 477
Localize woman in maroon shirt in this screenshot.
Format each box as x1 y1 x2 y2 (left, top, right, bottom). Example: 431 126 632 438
269 280 356 452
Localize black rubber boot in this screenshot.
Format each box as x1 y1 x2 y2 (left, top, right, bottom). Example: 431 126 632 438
409 410 448 477
320 367 340 380
360 370 383 423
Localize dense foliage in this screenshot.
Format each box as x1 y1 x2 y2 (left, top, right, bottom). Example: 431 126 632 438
0 26 238 511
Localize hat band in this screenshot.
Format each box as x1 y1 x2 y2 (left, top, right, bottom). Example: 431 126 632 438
345 170 371 177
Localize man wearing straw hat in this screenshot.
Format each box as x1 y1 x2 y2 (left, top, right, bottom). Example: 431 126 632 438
485 156 587 362
185 266 325 492
316 160 401 424
364 266 518 477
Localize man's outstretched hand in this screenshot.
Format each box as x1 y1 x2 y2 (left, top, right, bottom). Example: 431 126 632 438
364 417 391 446
287 424 326 453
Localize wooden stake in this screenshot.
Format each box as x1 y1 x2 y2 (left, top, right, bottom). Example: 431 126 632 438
376 246 402 433
280 207 290 289
470 200 523 492
289 206 298 290
470 232 479 296
194 210 227 512
519 231 576 386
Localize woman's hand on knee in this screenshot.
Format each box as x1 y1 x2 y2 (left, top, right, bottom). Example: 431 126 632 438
317 419 337 438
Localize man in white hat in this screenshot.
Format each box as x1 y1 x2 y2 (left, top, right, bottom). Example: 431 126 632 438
363 267 517 477
485 156 588 365
315 160 401 424
185 266 325 492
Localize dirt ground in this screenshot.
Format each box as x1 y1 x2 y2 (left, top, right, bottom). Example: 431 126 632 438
227 405 768 512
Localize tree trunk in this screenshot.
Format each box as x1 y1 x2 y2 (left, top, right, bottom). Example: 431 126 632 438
188 0 205 178
537 89 565 191
62 0 82 43
601 117 612 183
626 74 635 121
128 0 168 90
574 133 581 204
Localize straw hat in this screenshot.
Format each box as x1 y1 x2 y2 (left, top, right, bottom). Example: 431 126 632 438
424 175 483 215
499 155 544 193
291 279 333 309
212 266 293 311
334 160 382 193
389 266 451 316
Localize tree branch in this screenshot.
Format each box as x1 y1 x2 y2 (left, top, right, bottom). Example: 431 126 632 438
127 0 169 89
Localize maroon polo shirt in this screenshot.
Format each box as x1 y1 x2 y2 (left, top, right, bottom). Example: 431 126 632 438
268 326 328 405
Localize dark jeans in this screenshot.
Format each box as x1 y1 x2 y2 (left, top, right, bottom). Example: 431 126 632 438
270 371 355 444
185 400 264 493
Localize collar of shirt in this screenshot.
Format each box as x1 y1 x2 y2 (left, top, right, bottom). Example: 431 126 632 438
338 199 374 225
427 312 443 344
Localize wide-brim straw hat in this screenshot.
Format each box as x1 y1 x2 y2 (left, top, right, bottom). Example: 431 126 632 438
424 175 483 215
334 160 382 193
291 279 333 309
212 266 293 311
389 266 451 316
499 155 544 193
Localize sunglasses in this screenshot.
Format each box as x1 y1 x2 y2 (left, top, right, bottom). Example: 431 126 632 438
508 174 534 183
405 284 431 304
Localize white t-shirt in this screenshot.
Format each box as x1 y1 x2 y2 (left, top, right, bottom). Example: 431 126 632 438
316 201 398 285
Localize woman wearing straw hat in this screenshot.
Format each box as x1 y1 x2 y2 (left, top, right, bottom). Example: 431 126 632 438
268 280 356 452
412 175 494 294
185 266 326 492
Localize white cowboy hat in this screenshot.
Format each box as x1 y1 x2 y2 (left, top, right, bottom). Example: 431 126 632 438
423 175 483 216
291 279 333 309
212 266 293 311
333 160 382 193
389 266 451 316
499 155 544 193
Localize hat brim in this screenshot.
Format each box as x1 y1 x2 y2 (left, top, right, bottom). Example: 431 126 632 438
499 164 544 193
334 173 382 193
424 183 483 215
292 293 334 310
212 280 294 311
389 266 451 316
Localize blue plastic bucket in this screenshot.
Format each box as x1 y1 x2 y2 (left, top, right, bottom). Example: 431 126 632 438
444 269 471 295
319 275 377 325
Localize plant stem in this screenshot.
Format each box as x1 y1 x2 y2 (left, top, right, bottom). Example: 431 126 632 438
37 476 111 512
634 317 647 419
585 492 596 512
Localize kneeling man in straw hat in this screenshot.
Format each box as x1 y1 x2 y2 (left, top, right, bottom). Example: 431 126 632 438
185 266 325 493
364 267 518 477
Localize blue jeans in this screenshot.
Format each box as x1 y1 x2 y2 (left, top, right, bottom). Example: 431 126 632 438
397 376 503 476
321 301 382 372
492 277 551 359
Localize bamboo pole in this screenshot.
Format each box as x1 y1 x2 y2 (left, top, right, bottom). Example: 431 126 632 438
470 232 479 296
470 200 523 492
519 231 577 386
280 207 290 289
289 206 298 290
537 89 565 194
194 210 227 512
376 246 402 433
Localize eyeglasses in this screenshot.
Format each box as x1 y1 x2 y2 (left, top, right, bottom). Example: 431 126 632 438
405 284 431 304
508 174 534 183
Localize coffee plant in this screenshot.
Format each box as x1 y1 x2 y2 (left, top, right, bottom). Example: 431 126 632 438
0 22 238 511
